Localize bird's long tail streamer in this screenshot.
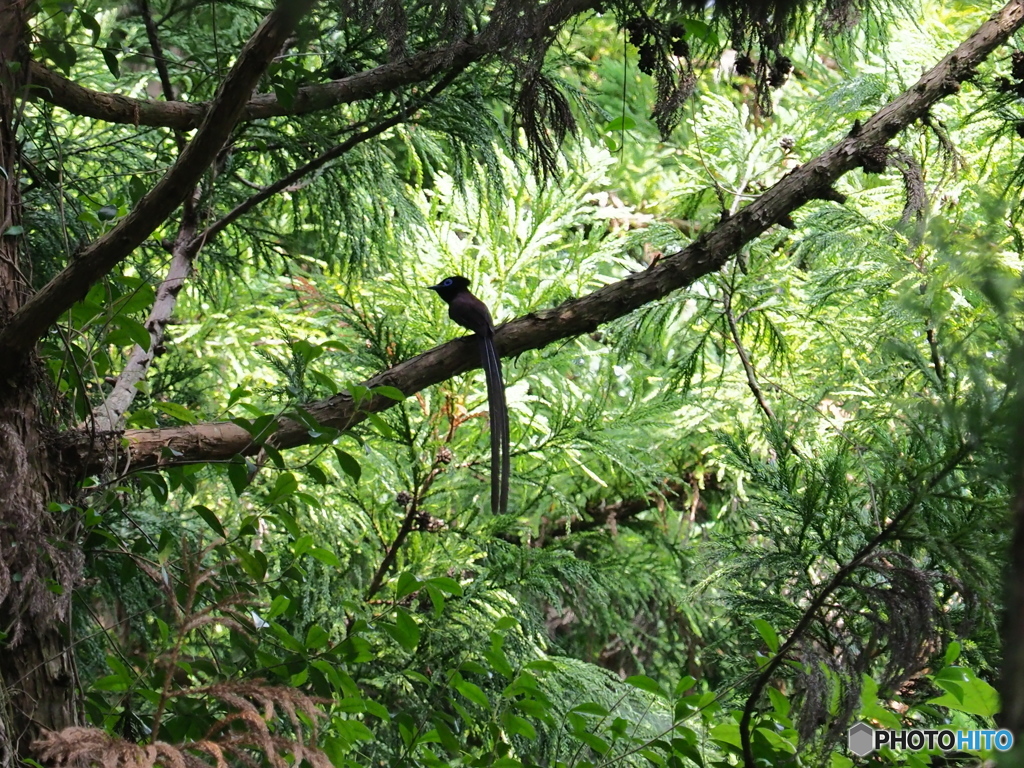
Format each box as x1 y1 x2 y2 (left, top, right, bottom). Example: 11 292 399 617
480 335 509 515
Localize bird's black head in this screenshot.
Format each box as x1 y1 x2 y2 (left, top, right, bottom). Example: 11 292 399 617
427 275 472 302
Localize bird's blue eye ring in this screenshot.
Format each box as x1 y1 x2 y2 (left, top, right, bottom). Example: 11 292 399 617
443 278 453 286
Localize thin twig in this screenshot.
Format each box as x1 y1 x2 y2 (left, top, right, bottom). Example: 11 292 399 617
722 275 780 427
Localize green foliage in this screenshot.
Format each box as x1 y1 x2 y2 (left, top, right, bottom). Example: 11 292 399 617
20 0 1024 766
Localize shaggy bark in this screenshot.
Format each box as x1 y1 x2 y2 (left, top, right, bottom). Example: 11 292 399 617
64 0 1024 478
0 2 82 764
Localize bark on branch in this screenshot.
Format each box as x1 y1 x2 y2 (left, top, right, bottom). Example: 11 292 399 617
92 212 199 433
0 0 316 360
65 0 1024 479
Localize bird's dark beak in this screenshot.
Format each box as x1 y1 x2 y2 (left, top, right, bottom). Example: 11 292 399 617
425 284 441 292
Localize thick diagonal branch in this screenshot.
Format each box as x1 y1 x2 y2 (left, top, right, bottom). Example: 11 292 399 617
0 0 315 360
64 0 1024 477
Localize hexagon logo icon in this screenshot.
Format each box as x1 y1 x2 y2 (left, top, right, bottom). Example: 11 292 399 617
848 722 875 756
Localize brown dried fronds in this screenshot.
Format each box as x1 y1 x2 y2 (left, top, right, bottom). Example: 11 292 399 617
33 728 195 768
34 683 331 768
790 550 974 752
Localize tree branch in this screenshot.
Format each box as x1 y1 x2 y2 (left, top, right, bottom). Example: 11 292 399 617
0 0 316 360
92 207 200 433
25 0 595 131
63 0 1024 478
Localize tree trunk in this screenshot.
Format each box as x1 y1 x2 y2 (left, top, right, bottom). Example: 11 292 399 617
0 2 81 764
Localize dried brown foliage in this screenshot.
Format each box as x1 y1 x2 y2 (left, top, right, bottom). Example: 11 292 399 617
33 684 331 768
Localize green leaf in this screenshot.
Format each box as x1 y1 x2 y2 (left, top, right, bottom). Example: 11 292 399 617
671 730 704 767
768 687 791 718
93 674 129 691
433 718 461 754
928 667 1000 717
192 504 226 536
425 584 445 616
336 635 373 663
304 624 330 650
334 449 362 482
387 608 420 652
576 732 609 755
944 641 962 665
306 464 329 485
77 10 102 44
227 460 250 495
674 675 697 695
502 712 537 739
309 547 341 567
334 718 374 743
323 735 347 765
483 647 515 679
625 674 666 698
753 619 780 653
681 18 719 47
454 680 489 708
3 225 24 236
373 385 405 401
153 401 195 424
396 571 420 599
571 702 609 716
267 595 290 619
709 723 742 749
366 412 397 438
265 472 299 505
428 576 463 596
106 317 150 350
605 116 636 132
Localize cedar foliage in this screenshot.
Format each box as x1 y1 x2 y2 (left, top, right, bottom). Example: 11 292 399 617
4 0 1024 766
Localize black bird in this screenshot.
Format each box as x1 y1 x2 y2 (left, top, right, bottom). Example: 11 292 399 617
427 276 509 515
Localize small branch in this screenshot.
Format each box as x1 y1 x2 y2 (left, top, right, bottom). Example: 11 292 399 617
140 0 176 106
139 0 187 156
0 0 316 360
365 462 445 601
722 281 779 426
365 503 420 603
737 442 973 768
